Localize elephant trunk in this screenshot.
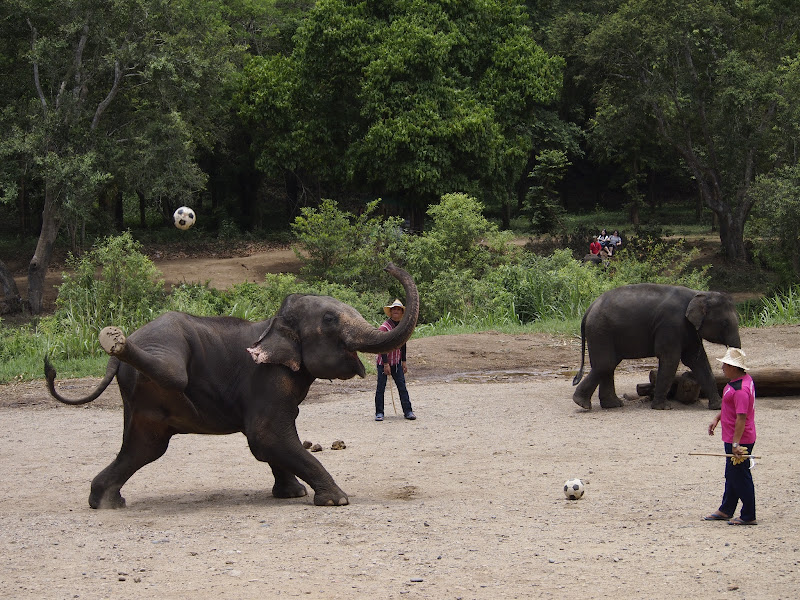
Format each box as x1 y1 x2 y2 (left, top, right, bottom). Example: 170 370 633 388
344 263 419 354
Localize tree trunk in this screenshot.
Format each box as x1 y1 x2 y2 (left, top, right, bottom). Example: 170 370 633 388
501 198 511 230
114 188 124 230
137 190 147 228
27 186 60 314
629 202 640 225
717 210 747 262
0 259 23 315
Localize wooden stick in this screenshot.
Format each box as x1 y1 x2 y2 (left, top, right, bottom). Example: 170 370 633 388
389 377 398 415
688 452 761 459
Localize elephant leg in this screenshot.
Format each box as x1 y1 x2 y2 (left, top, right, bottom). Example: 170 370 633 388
573 369 602 409
652 356 680 410
598 364 624 409
683 349 721 410
245 418 348 506
99 327 188 391
90 415 172 509
270 464 308 499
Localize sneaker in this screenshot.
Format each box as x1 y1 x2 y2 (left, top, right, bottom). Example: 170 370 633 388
404 411 416 420
375 413 384 421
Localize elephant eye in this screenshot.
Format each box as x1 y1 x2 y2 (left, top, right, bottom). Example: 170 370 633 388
322 312 337 325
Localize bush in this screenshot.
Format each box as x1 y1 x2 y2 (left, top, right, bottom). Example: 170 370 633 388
747 163 800 285
497 250 609 323
50 232 167 358
405 193 514 280
291 198 406 291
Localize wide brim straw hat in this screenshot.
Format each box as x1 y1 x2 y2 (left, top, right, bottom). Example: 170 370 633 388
716 347 748 371
383 299 405 317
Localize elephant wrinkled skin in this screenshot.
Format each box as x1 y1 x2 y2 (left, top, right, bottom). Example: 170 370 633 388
572 284 740 410
45 264 418 509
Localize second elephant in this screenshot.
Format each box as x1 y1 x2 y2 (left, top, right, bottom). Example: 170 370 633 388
572 284 740 410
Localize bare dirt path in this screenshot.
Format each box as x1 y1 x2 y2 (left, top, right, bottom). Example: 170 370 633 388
2 326 799 599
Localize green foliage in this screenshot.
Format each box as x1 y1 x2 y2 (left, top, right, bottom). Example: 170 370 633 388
291 198 406 291
497 250 607 323
582 0 800 260
238 0 565 216
406 193 514 279
525 149 570 233
53 232 166 355
747 163 800 284
606 227 709 289
739 285 800 328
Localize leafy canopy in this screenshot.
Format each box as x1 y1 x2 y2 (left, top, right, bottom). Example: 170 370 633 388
239 0 564 212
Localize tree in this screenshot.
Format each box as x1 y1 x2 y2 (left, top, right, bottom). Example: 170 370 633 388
585 0 800 261
239 0 565 229
0 0 237 313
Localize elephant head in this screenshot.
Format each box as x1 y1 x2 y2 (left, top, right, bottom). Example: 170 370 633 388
248 263 419 380
685 291 741 348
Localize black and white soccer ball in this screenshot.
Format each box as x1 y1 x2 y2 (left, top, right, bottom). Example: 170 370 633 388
173 206 196 230
563 478 585 500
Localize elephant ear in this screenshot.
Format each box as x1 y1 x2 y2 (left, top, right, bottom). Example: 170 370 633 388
685 293 708 330
247 317 301 371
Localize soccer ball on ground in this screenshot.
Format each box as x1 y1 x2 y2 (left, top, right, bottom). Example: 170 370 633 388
563 478 585 500
173 206 196 230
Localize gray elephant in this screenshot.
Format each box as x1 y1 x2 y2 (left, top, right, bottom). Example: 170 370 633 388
572 284 740 410
45 264 418 509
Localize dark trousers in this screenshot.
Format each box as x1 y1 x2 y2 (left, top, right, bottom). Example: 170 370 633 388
719 442 756 521
375 363 412 415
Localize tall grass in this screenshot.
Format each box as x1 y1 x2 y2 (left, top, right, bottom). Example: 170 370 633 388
739 285 800 327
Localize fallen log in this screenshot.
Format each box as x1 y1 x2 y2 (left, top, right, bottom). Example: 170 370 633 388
636 371 701 404
637 368 800 399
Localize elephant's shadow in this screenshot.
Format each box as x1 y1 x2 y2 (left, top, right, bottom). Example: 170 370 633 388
121 488 312 513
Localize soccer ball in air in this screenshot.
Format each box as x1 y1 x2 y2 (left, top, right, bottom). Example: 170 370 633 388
563 478 585 500
173 206 196 230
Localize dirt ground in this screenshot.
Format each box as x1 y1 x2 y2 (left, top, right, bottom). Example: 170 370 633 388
2 250 800 599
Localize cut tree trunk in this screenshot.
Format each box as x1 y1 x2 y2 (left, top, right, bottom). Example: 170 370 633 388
637 368 800 398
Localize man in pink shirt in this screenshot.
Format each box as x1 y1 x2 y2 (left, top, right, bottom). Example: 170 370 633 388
703 347 757 525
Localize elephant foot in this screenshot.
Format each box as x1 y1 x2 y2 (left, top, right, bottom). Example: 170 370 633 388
572 394 592 410
89 491 126 509
99 326 126 356
272 480 308 499
651 399 672 410
313 488 349 506
599 396 624 409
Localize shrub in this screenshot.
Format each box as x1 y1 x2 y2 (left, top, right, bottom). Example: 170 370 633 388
50 232 166 358
606 241 709 289
497 250 609 323
291 198 406 291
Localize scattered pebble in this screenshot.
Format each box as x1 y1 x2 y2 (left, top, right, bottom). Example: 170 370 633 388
331 440 346 450
310 443 323 452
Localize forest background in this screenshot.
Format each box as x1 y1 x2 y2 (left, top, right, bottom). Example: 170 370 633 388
2 0 800 382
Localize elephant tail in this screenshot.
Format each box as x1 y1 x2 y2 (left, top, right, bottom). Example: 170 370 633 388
572 314 587 386
44 355 119 405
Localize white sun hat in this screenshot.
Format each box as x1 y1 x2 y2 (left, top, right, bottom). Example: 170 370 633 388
716 347 748 371
383 299 405 317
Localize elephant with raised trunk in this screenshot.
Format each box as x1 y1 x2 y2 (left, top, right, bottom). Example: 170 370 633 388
572 284 740 410
45 263 418 509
